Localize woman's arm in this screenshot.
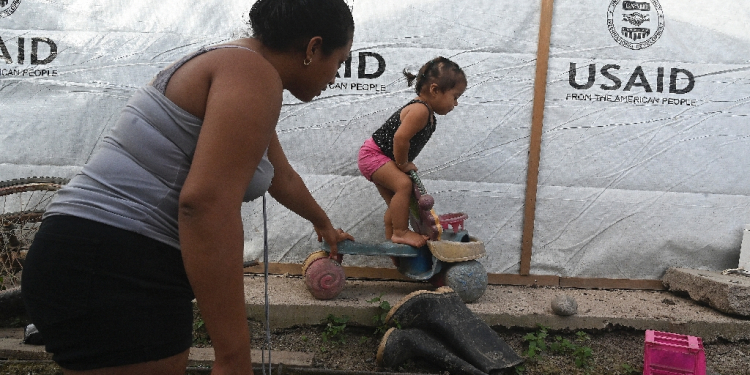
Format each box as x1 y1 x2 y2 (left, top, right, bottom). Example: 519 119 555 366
266 134 353 257
178 49 282 375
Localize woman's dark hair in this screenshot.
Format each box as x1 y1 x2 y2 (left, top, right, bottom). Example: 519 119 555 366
249 0 354 55
403 57 466 94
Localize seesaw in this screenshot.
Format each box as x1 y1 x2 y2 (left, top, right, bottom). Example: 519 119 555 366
302 171 488 303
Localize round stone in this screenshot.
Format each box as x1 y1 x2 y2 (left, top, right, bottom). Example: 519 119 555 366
551 294 578 316
442 260 488 303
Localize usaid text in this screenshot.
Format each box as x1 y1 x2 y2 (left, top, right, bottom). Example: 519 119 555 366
0 37 57 65
0 36 58 77
568 62 694 94
329 52 387 92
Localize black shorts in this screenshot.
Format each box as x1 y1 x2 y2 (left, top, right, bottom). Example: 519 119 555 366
22 215 195 371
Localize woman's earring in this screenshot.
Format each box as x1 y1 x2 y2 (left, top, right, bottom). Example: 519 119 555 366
304 58 312 66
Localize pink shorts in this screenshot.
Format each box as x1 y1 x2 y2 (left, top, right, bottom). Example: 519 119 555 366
358 138 392 181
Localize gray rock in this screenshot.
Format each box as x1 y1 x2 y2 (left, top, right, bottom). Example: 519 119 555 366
551 294 578 316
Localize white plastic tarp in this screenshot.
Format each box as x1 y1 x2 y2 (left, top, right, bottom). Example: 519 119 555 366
1 0 748 279
535 0 750 278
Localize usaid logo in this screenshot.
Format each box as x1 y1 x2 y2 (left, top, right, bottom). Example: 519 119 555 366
0 0 21 18
607 0 665 50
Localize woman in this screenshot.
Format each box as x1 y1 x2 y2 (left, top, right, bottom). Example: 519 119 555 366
21 0 355 374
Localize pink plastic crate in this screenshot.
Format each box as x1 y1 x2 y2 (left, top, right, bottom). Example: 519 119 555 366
643 330 705 375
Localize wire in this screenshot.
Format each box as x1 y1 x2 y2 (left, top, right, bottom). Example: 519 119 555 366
261 194 272 374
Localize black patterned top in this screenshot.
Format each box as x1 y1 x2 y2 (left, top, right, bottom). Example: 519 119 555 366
372 100 436 162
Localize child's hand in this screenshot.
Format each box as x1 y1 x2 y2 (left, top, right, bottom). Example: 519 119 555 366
398 162 418 173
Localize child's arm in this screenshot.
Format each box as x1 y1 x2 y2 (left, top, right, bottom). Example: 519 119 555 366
393 102 431 172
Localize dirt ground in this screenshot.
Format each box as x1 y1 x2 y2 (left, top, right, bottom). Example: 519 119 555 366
195 309 750 375
2 306 748 374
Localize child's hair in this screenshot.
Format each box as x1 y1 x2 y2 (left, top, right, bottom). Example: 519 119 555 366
403 57 466 94
249 0 354 55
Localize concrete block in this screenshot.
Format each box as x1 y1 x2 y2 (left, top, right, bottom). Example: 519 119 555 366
662 268 750 317
0 338 51 361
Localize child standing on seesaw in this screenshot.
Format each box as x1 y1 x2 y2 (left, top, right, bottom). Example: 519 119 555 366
358 57 467 248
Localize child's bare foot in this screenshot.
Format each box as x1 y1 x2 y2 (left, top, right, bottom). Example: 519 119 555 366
391 230 428 248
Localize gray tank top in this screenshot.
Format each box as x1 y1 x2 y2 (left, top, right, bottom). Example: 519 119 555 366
44 45 275 250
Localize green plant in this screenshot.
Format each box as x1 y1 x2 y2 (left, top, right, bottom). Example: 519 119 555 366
573 344 593 369
193 317 204 331
620 363 640 374
367 293 395 334
572 331 592 369
548 331 593 370
549 335 576 354
522 325 548 359
191 311 211 346
521 326 594 372
321 314 350 343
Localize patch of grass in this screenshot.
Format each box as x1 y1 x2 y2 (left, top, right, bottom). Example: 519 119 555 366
321 314 350 343
366 293 395 335
620 363 641 374
192 307 211 346
515 325 595 374
571 331 593 370
0 314 29 329
514 325 550 374
548 331 593 369
523 325 549 359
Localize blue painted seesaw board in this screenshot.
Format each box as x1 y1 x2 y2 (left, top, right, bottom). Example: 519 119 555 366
320 229 471 257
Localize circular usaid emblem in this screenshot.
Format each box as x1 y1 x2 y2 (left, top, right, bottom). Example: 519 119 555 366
0 0 22 18
607 0 664 50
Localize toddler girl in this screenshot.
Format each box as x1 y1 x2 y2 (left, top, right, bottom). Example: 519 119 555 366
358 57 467 248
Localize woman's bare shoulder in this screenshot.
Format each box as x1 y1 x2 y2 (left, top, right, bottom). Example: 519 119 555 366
165 44 282 119
208 46 281 89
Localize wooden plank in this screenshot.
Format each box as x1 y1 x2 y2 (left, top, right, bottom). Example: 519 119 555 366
244 263 302 276
0 341 314 367
560 277 665 290
488 273 560 287
245 263 412 282
520 0 556 275
245 263 666 290
322 240 420 257
188 347 313 367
